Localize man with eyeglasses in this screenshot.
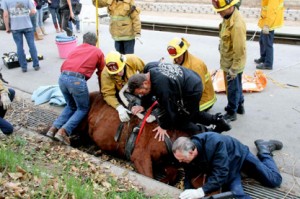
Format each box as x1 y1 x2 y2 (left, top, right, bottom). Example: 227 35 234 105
101 51 145 122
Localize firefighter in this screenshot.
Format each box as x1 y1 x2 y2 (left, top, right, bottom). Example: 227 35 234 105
101 51 145 122
167 37 216 111
212 0 246 122
255 0 284 70
107 0 141 54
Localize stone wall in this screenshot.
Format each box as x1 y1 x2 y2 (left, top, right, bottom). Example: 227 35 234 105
137 1 300 21
139 0 300 9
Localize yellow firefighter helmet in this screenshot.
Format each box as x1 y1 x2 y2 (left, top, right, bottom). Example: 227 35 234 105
212 0 239 12
105 51 127 75
167 37 190 59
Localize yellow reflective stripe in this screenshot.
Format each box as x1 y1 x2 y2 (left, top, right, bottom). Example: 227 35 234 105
199 96 217 111
111 16 130 21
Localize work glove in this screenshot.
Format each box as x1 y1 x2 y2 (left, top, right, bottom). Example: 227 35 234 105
226 68 237 81
146 114 156 123
116 105 131 122
179 188 205 199
1 92 11 110
262 25 269 34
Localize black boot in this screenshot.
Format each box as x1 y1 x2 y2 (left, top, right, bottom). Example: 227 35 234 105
254 139 283 156
237 103 245 114
212 113 232 133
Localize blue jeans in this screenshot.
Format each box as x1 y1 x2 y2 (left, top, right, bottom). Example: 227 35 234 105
0 88 15 135
12 28 39 70
49 7 60 25
259 30 274 68
115 39 135 54
36 9 44 28
53 74 89 135
225 72 244 114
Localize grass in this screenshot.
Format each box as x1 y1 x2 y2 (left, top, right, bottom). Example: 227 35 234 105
0 134 163 199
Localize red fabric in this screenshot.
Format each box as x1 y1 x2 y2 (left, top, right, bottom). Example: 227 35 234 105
61 43 105 80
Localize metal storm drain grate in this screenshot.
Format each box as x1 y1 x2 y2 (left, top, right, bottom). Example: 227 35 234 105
243 182 300 199
7 101 300 199
7 100 59 132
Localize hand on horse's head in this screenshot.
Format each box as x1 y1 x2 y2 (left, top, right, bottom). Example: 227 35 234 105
131 105 144 115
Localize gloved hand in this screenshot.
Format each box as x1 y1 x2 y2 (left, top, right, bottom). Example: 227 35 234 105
116 105 131 122
135 34 143 44
262 25 269 34
179 188 205 199
1 92 11 110
227 68 237 81
146 114 156 123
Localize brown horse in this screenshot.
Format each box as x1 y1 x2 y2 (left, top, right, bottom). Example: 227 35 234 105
78 91 188 181
76 92 221 195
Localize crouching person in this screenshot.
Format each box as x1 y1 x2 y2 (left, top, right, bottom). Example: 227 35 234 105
0 80 15 135
46 32 105 145
173 132 283 199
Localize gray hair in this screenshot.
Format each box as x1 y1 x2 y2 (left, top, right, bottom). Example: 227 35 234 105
128 74 147 93
83 32 98 46
172 137 195 156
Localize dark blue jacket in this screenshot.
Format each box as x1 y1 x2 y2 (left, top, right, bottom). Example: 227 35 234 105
184 132 249 193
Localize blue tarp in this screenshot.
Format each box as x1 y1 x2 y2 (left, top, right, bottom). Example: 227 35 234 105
31 85 66 106
55 34 76 42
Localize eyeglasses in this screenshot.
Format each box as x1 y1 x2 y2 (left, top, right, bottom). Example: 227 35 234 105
106 62 119 72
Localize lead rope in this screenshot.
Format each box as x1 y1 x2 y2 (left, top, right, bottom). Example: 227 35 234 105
135 101 158 145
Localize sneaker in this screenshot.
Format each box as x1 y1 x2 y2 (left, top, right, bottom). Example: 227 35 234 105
256 63 272 70
22 68 27 73
76 29 80 33
34 66 40 71
224 112 237 121
46 126 58 138
254 58 264 64
237 104 245 114
54 128 70 145
213 113 232 133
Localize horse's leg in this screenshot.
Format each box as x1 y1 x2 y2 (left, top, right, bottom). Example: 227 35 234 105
131 152 153 178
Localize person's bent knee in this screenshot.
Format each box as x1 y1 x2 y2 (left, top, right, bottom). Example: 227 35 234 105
1 125 14 135
8 88 15 102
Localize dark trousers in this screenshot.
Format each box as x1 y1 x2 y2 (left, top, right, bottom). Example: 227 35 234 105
259 30 274 68
114 39 135 54
227 152 282 199
60 9 72 36
173 93 215 133
0 88 15 135
225 72 244 114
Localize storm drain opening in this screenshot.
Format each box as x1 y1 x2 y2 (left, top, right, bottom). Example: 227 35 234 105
6 100 300 198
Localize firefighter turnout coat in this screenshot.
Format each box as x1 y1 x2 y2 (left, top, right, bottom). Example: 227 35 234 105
101 54 145 108
258 0 284 30
180 51 216 111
